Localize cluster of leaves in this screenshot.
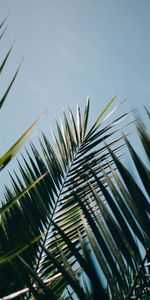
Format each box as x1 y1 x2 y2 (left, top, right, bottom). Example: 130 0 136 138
0 18 150 300
0 18 46 293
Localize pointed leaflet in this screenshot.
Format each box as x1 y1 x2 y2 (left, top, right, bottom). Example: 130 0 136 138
17 159 49 228
51 128 67 172
39 141 62 194
61 121 72 162
25 148 56 206
21 151 54 213
123 133 150 197
99 98 127 127
69 108 79 144
40 242 86 300
112 169 147 247
42 132 64 179
0 234 41 266
0 65 20 110
0 25 8 40
0 16 8 39
90 201 127 274
82 97 90 138
88 182 136 272
95 167 142 263
50 219 95 279
103 169 143 260
136 122 150 161
29 142 59 198
60 249 76 282
77 104 83 143
56 121 69 166
72 193 125 288
86 96 117 139
0 17 7 30
18 256 57 300
0 115 41 170
0 172 47 215
82 240 109 300
82 216 119 299
144 105 150 119
0 46 13 74
108 147 150 236
63 111 77 158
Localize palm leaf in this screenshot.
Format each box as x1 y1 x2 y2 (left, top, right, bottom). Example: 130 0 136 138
1 98 132 298
0 115 41 170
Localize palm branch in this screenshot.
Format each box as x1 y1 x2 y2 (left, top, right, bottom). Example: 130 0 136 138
47 114 150 300
0 93 135 298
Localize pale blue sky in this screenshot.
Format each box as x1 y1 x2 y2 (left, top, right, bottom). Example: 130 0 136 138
0 0 150 187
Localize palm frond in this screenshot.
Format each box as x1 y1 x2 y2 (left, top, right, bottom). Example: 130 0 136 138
1 96 132 298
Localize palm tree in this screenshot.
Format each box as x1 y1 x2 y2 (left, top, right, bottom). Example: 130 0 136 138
0 18 149 300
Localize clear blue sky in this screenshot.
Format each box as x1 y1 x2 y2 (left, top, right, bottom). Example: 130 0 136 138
0 0 150 187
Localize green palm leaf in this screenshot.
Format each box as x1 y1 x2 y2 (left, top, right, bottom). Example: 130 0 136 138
1 97 132 298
